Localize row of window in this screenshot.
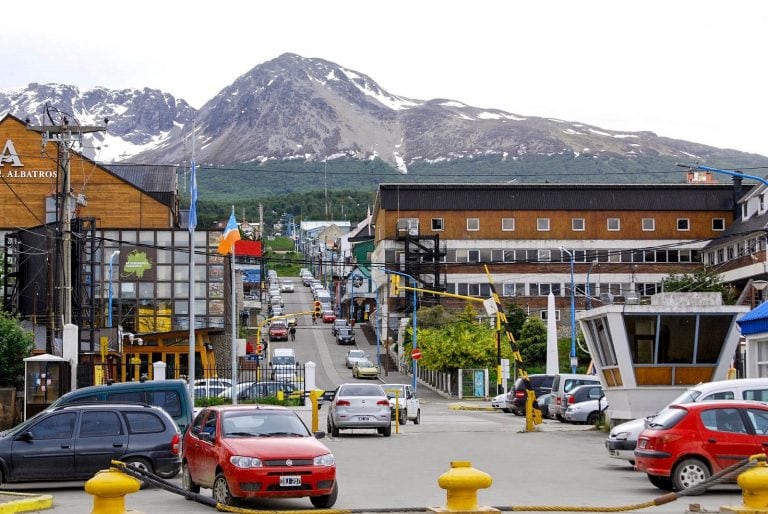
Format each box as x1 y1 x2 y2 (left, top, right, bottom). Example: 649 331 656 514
386 248 700 264
404 217 727 233
442 282 662 298
703 235 767 266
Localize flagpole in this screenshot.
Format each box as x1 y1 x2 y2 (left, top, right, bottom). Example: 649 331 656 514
230 237 238 405
187 126 198 404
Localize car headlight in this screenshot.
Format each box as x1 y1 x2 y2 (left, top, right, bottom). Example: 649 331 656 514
314 453 335 466
230 456 263 468
611 431 630 441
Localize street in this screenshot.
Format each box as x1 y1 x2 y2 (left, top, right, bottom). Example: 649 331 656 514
5 283 750 513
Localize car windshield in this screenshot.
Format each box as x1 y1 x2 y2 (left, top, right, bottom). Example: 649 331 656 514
222 410 310 437
349 351 365 358
667 388 702 405
272 356 294 365
339 384 384 397
357 360 374 367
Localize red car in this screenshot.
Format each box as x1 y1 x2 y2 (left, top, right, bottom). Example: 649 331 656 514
322 310 336 323
635 401 768 492
182 405 337 507
268 320 288 341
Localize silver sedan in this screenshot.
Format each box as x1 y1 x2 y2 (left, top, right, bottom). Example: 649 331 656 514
326 383 391 437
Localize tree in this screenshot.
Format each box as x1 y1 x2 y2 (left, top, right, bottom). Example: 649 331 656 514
417 305 455 329
502 301 528 341
662 268 728 295
517 317 548 370
0 311 34 389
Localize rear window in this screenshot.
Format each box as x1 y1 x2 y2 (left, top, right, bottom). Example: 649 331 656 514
124 411 166 434
109 391 145 403
148 391 182 417
647 407 687 429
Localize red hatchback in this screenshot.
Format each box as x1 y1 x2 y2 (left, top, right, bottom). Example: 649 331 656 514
635 401 768 492
182 405 337 508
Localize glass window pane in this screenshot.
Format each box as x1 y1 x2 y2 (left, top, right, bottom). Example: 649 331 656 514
697 315 732 363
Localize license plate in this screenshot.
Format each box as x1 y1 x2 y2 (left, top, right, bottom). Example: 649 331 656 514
357 416 370 421
280 476 301 487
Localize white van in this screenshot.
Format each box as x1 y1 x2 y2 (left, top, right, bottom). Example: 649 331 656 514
270 347 297 382
550 373 601 422
606 377 768 463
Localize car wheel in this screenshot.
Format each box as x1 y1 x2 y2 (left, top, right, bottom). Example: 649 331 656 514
414 409 421 425
124 457 153 489
512 408 524 417
310 482 338 508
213 473 234 505
156 467 180 479
672 458 710 493
648 474 674 491
181 462 200 495
586 412 600 425
501 407 512 413
556 413 565 422
382 423 392 437
329 418 340 437
398 410 406 425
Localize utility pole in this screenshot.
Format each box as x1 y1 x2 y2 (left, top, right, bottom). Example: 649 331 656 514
28 112 107 350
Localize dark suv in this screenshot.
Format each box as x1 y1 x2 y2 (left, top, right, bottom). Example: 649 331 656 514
505 374 555 416
0 403 180 483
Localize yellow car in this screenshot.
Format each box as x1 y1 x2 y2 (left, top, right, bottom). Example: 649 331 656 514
352 359 380 379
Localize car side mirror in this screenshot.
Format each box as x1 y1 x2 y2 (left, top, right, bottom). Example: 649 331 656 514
16 431 33 442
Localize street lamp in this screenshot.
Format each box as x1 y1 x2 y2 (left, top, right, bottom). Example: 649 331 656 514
559 247 577 373
385 269 418 392
108 250 120 328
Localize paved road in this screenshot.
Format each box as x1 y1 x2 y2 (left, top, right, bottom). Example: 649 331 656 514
4 278 751 512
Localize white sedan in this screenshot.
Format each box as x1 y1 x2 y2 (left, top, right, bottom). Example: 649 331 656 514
491 392 511 412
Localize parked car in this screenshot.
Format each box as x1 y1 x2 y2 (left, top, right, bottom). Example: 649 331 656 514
563 384 606 424
322 310 336 323
563 385 607 424
536 392 555 419
280 280 295 293
0 403 180 484
635 401 768 492
606 378 768 464
335 328 355 345
550 373 601 422
382 384 421 425
50 378 193 437
491 393 508 411
269 320 289 341
218 381 303 402
182 405 337 507
331 319 350 336
352 359 379 379
505 374 555 416
326 383 391 437
345 349 367 369
194 378 233 399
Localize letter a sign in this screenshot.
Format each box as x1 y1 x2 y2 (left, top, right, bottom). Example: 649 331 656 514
0 140 23 167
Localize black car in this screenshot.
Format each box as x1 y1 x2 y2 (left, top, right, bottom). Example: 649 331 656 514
331 319 350 336
506 374 555 416
335 328 355 345
0 403 180 483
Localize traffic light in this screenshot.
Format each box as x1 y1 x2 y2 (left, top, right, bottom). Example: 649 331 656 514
313 300 322 317
391 274 400 294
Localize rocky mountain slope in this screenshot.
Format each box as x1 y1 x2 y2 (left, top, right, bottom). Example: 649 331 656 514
2 53 766 176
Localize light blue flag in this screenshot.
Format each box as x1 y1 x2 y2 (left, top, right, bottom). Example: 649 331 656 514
188 160 198 232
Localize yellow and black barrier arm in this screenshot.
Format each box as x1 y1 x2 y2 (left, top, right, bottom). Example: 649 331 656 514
484 264 542 432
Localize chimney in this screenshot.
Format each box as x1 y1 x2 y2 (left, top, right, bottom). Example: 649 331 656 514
733 175 743 218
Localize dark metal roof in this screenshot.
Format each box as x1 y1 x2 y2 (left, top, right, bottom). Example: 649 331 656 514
376 183 741 212
105 164 178 208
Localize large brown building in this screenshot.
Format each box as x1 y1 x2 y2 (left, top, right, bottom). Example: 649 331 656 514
370 182 747 343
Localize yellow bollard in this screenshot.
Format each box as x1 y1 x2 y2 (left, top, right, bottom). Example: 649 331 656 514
85 467 142 514
723 456 768 513
310 389 320 432
429 461 498 513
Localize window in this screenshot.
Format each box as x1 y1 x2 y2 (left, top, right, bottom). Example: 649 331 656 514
537 218 550 231
466 218 480 231
397 218 419 235
540 310 560 321
607 218 620 231
125 411 166 434
572 218 585 231
642 218 655 231
502 283 524 297
80 411 123 437
31 412 77 440
677 218 690 231
712 218 725 231
538 249 551 262
501 218 515 231
467 250 480 263
431 218 444 231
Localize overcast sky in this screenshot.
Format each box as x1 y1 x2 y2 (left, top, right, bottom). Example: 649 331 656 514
3 1 767 157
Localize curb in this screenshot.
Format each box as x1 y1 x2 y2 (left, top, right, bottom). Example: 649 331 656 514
449 404 498 412
0 492 53 513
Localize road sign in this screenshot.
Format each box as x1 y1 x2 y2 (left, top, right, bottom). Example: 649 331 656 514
411 348 423 360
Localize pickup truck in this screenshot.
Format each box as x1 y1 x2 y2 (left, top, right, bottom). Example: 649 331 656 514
382 383 421 425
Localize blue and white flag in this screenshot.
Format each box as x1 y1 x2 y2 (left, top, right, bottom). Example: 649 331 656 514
188 160 198 232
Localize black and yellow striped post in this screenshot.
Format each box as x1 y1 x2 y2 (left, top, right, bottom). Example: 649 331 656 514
484 265 542 432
